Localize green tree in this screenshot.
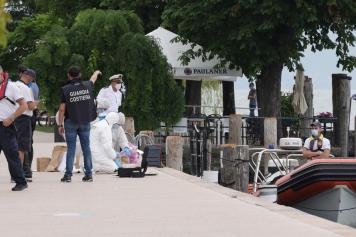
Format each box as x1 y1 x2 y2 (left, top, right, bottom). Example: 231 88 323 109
0 0 10 47
118 32 184 130
100 0 166 33
163 0 356 117
24 24 70 110
0 14 62 72
20 9 184 131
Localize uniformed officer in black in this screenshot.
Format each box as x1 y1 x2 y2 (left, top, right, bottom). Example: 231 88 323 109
58 66 101 182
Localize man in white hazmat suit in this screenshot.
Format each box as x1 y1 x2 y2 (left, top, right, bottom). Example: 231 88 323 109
90 112 130 172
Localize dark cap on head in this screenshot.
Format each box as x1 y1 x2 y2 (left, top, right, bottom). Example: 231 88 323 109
68 66 81 78
310 120 321 127
18 65 28 74
22 69 36 79
249 82 254 87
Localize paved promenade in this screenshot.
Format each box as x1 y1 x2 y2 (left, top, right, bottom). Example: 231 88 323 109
0 132 355 236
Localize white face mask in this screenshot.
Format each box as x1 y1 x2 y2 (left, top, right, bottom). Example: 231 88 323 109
115 84 121 90
311 129 319 137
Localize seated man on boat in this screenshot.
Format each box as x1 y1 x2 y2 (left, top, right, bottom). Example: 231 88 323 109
302 120 331 160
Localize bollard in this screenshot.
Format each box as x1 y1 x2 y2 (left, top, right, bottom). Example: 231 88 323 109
219 144 249 192
166 136 184 171
229 114 243 145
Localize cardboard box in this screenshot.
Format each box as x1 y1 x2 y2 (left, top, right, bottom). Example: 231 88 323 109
37 157 51 172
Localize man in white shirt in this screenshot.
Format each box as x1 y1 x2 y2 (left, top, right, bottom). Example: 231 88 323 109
0 66 28 191
97 74 123 114
303 120 331 160
14 69 39 179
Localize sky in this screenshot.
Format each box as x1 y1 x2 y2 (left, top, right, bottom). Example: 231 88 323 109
235 44 356 92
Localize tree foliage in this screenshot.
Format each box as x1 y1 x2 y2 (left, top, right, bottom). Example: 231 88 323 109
3 9 183 131
163 0 356 117
0 0 10 47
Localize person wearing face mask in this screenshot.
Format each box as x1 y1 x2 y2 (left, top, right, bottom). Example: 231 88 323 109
97 74 123 115
90 112 130 172
303 120 331 160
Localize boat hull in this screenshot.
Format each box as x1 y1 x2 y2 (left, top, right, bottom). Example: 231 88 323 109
276 159 356 227
293 186 356 228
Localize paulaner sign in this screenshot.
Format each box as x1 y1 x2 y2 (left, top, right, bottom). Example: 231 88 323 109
173 67 241 81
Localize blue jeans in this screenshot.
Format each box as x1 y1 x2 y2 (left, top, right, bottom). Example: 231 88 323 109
0 123 27 185
64 119 92 177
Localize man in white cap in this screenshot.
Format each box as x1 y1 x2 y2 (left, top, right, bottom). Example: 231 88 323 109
97 74 123 114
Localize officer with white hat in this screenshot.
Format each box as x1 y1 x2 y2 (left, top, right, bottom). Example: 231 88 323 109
97 74 124 115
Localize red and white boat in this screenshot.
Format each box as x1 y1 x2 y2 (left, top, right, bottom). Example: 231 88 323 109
276 158 356 228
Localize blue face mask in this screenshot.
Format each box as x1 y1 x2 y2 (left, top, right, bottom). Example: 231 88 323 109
311 129 319 137
98 113 106 121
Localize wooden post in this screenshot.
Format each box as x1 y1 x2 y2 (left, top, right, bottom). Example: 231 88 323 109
301 76 313 138
219 144 249 192
263 117 277 174
123 117 135 137
264 117 277 148
332 74 351 157
229 114 243 145
166 136 184 171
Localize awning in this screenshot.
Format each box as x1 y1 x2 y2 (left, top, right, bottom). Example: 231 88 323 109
146 27 242 81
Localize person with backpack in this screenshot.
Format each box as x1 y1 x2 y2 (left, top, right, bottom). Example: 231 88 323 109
57 66 101 182
0 66 28 191
303 120 331 159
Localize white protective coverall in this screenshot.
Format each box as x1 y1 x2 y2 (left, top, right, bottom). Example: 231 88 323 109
91 112 128 172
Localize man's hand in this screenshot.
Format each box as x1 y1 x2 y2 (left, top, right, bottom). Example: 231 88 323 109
58 126 64 135
90 70 102 83
2 118 13 127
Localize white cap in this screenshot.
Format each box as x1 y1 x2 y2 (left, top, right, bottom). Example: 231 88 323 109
109 74 123 81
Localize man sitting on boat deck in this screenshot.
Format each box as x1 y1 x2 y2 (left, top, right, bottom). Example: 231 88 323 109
303 120 331 160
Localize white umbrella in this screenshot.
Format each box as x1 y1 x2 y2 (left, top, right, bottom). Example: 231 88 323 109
292 70 308 115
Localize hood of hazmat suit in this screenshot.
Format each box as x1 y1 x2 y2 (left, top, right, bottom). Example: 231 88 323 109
90 112 122 172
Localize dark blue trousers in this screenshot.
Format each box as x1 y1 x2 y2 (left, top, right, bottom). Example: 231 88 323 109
0 123 27 185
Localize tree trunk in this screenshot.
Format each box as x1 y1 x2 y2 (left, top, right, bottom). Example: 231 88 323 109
259 62 283 117
222 81 235 115
185 80 201 116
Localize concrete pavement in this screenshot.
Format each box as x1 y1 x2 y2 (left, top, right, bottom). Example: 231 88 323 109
0 132 355 236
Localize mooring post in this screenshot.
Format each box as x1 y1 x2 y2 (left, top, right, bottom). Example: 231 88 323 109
166 136 184 171
219 144 249 192
263 117 277 174
229 114 243 145
332 74 351 157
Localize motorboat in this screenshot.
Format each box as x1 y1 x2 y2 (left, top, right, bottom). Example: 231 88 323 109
249 138 356 228
275 158 356 228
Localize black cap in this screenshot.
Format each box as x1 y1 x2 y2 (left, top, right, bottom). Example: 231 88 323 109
68 66 81 78
18 65 28 74
310 120 321 127
22 69 36 79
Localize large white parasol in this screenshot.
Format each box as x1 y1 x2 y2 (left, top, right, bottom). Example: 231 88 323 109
292 69 308 115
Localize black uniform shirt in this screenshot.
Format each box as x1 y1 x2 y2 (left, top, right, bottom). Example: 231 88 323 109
60 79 96 124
